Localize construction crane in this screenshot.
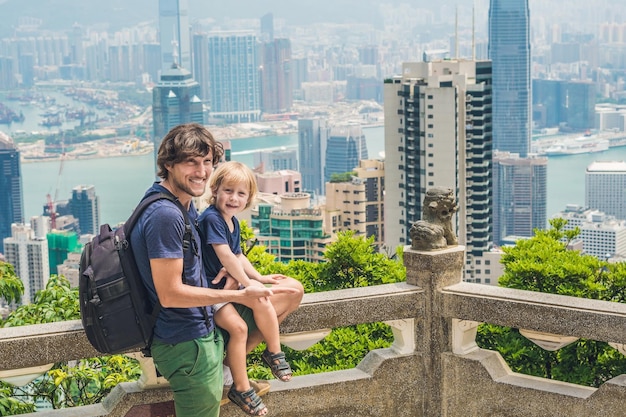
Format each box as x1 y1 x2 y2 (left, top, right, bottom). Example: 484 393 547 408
46 140 66 230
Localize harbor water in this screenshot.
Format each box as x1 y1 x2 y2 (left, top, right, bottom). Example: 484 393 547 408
19 126 626 227
21 127 385 225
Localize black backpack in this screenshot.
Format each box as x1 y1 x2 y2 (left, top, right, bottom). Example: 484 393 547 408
79 192 193 356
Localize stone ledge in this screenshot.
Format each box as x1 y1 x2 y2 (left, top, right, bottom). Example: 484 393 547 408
443 282 626 344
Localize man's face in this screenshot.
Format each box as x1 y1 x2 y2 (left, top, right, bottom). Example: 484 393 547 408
166 151 215 198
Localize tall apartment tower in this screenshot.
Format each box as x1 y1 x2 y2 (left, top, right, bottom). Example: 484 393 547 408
324 125 368 183
298 118 329 197
489 0 531 157
152 63 203 164
69 185 100 235
493 152 547 243
208 32 261 123
260 38 293 114
383 60 493 272
0 132 23 254
586 161 626 221
158 0 191 72
3 221 50 305
325 159 385 248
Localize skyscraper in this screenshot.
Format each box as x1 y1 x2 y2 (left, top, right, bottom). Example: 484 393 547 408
493 152 547 243
324 125 368 183
3 221 50 305
192 33 210 102
298 118 329 197
208 32 261 123
152 63 203 161
0 132 24 254
586 161 626 221
260 38 293 114
489 0 531 157
158 0 191 72
383 60 493 275
69 185 100 235
260 13 274 43
489 0 546 244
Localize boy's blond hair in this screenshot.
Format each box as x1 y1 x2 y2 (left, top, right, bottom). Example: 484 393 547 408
208 161 258 209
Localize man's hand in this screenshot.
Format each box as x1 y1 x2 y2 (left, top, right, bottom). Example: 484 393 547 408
242 284 300 300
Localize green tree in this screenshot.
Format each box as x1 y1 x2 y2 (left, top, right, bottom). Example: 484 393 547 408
0 261 24 305
314 230 405 291
477 219 626 387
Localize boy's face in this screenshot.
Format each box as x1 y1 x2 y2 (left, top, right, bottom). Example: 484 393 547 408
214 180 250 217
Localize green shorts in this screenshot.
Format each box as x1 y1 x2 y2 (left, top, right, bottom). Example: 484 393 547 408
151 331 224 417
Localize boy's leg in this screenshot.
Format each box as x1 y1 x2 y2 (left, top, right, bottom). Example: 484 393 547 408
151 332 223 417
244 277 304 353
235 295 282 353
215 304 251 392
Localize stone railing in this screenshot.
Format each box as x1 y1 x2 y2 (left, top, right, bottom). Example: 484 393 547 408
1 246 626 416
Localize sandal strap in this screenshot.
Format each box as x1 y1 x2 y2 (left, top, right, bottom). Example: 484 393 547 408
228 387 266 415
263 350 293 377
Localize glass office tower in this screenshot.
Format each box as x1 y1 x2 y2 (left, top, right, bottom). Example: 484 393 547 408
0 132 23 254
158 0 191 72
488 0 531 157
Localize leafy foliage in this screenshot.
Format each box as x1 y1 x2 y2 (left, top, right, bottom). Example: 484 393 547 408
1 275 79 327
10 356 141 410
0 262 24 305
247 323 394 379
477 219 626 388
0 275 140 413
314 230 406 291
329 171 356 183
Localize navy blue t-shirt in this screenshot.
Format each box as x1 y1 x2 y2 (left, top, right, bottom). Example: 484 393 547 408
130 183 214 345
197 205 242 289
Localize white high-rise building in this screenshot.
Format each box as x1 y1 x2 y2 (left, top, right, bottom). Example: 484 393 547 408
553 204 626 259
586 161 626 221
383 59 493 281
3 219 50 305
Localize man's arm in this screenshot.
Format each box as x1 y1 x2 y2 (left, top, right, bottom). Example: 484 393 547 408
150 258 291 308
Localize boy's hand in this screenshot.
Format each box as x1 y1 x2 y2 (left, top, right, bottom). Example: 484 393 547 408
257 274 287 285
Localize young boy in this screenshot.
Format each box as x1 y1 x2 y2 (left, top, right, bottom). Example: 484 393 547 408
198 161 293 416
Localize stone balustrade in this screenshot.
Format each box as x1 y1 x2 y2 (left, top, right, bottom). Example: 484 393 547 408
1 245 625 416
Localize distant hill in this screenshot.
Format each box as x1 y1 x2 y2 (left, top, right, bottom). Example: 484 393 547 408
0 0 157 36
0 0 464 37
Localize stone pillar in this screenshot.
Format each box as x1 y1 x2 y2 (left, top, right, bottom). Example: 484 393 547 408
403 245 465 416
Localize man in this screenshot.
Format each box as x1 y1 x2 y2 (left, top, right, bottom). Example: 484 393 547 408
130 123 302 417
